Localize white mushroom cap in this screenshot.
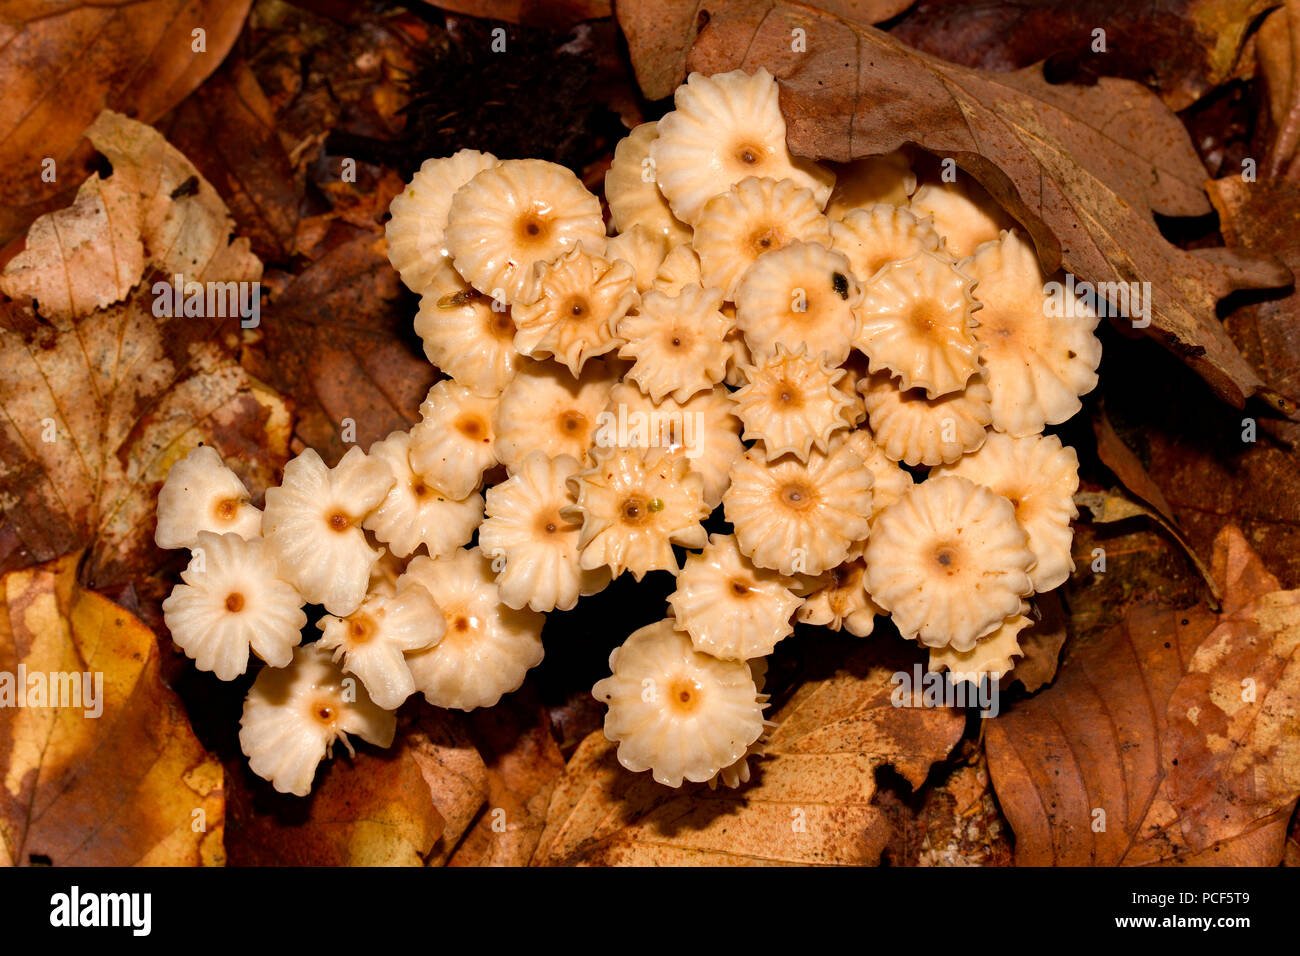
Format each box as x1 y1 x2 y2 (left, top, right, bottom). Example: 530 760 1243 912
825 152 917 220
445 159 605 305
733 344 854 461
865 475 1035 651
650 69 834 226
592 619 767 788
722 444 873 576
492 357 619 472
316 575 446 710
605 224 671 294
692 176 832 300
932 432 1081 591
386 150 500 295
962 231 1102 436
162 530 306 680
239 643 397 797
478 452 610 613
830 203 940 282
854 249 983 398
363 430 483 559
566 445 709 580
155 445 262 550
605 122 692 246
262 446 394 617
667 533 802 660
511 244 639 376
858 368 992 466
617 283 733 402
734 240 861 367
408 380 498 500
402 548 545 711
413 262 520 396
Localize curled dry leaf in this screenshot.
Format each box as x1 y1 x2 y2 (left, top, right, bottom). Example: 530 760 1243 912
986 525 1300 865
0 554 224 866
408 709 491 866
618 0 1294 413
1009 590 1068 693
532 643 964 866
0 113 287 587
0 0 252 243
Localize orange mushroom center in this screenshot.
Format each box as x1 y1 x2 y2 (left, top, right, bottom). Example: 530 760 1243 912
225 592 245 613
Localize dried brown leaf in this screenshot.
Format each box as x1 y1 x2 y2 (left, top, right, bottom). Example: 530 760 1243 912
0 0 253 242
0 113 287 588
532 642 964 866
620 0 1294 412
986 525 1300 865
0 553 225 866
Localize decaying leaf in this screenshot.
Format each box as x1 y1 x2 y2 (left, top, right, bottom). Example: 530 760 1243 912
448 687 566 866
0 112 288 588
163 56 303 264
618 0 1294 413
407 708 491 865
986 525 1300 865
615 0 915 100
0 0 253 243
225 723 445 867
0 553 224 866
889 0 1270 111
532 642 964 866
246 230 437 461
1010 591 1068 693
424 0 613 28
913 753 1014 867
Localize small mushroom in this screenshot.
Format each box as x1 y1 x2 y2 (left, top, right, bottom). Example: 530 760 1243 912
445 158 605 305
262 447 394 617
733 344 854 461
413 261 519 396
667 533 802 660
402 548 545 711
723 444 873 576
692 176 832 300
478 452 610 613
605 225 671 294
962 231 1102 436
831 203 941 282
162 531 306 680
927 602 1032 685
604 122 692 247
238 643 396 797
617 283 733 402
316 575 445 711
864 475 1035 651
408 380 498 500
155 445 262 550
591 619 768 788
511 244 639 375
909 176 1016 259
386 149 499 295
855 249 983 398
796 558 882 638
363 430 483 560
858 368 992 466
565 445 710 580
734 239 862 366
492 357 618 471
651 69 834 226
600 382 744 510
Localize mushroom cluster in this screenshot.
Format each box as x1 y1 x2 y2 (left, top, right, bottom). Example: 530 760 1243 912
155 68 1100 795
